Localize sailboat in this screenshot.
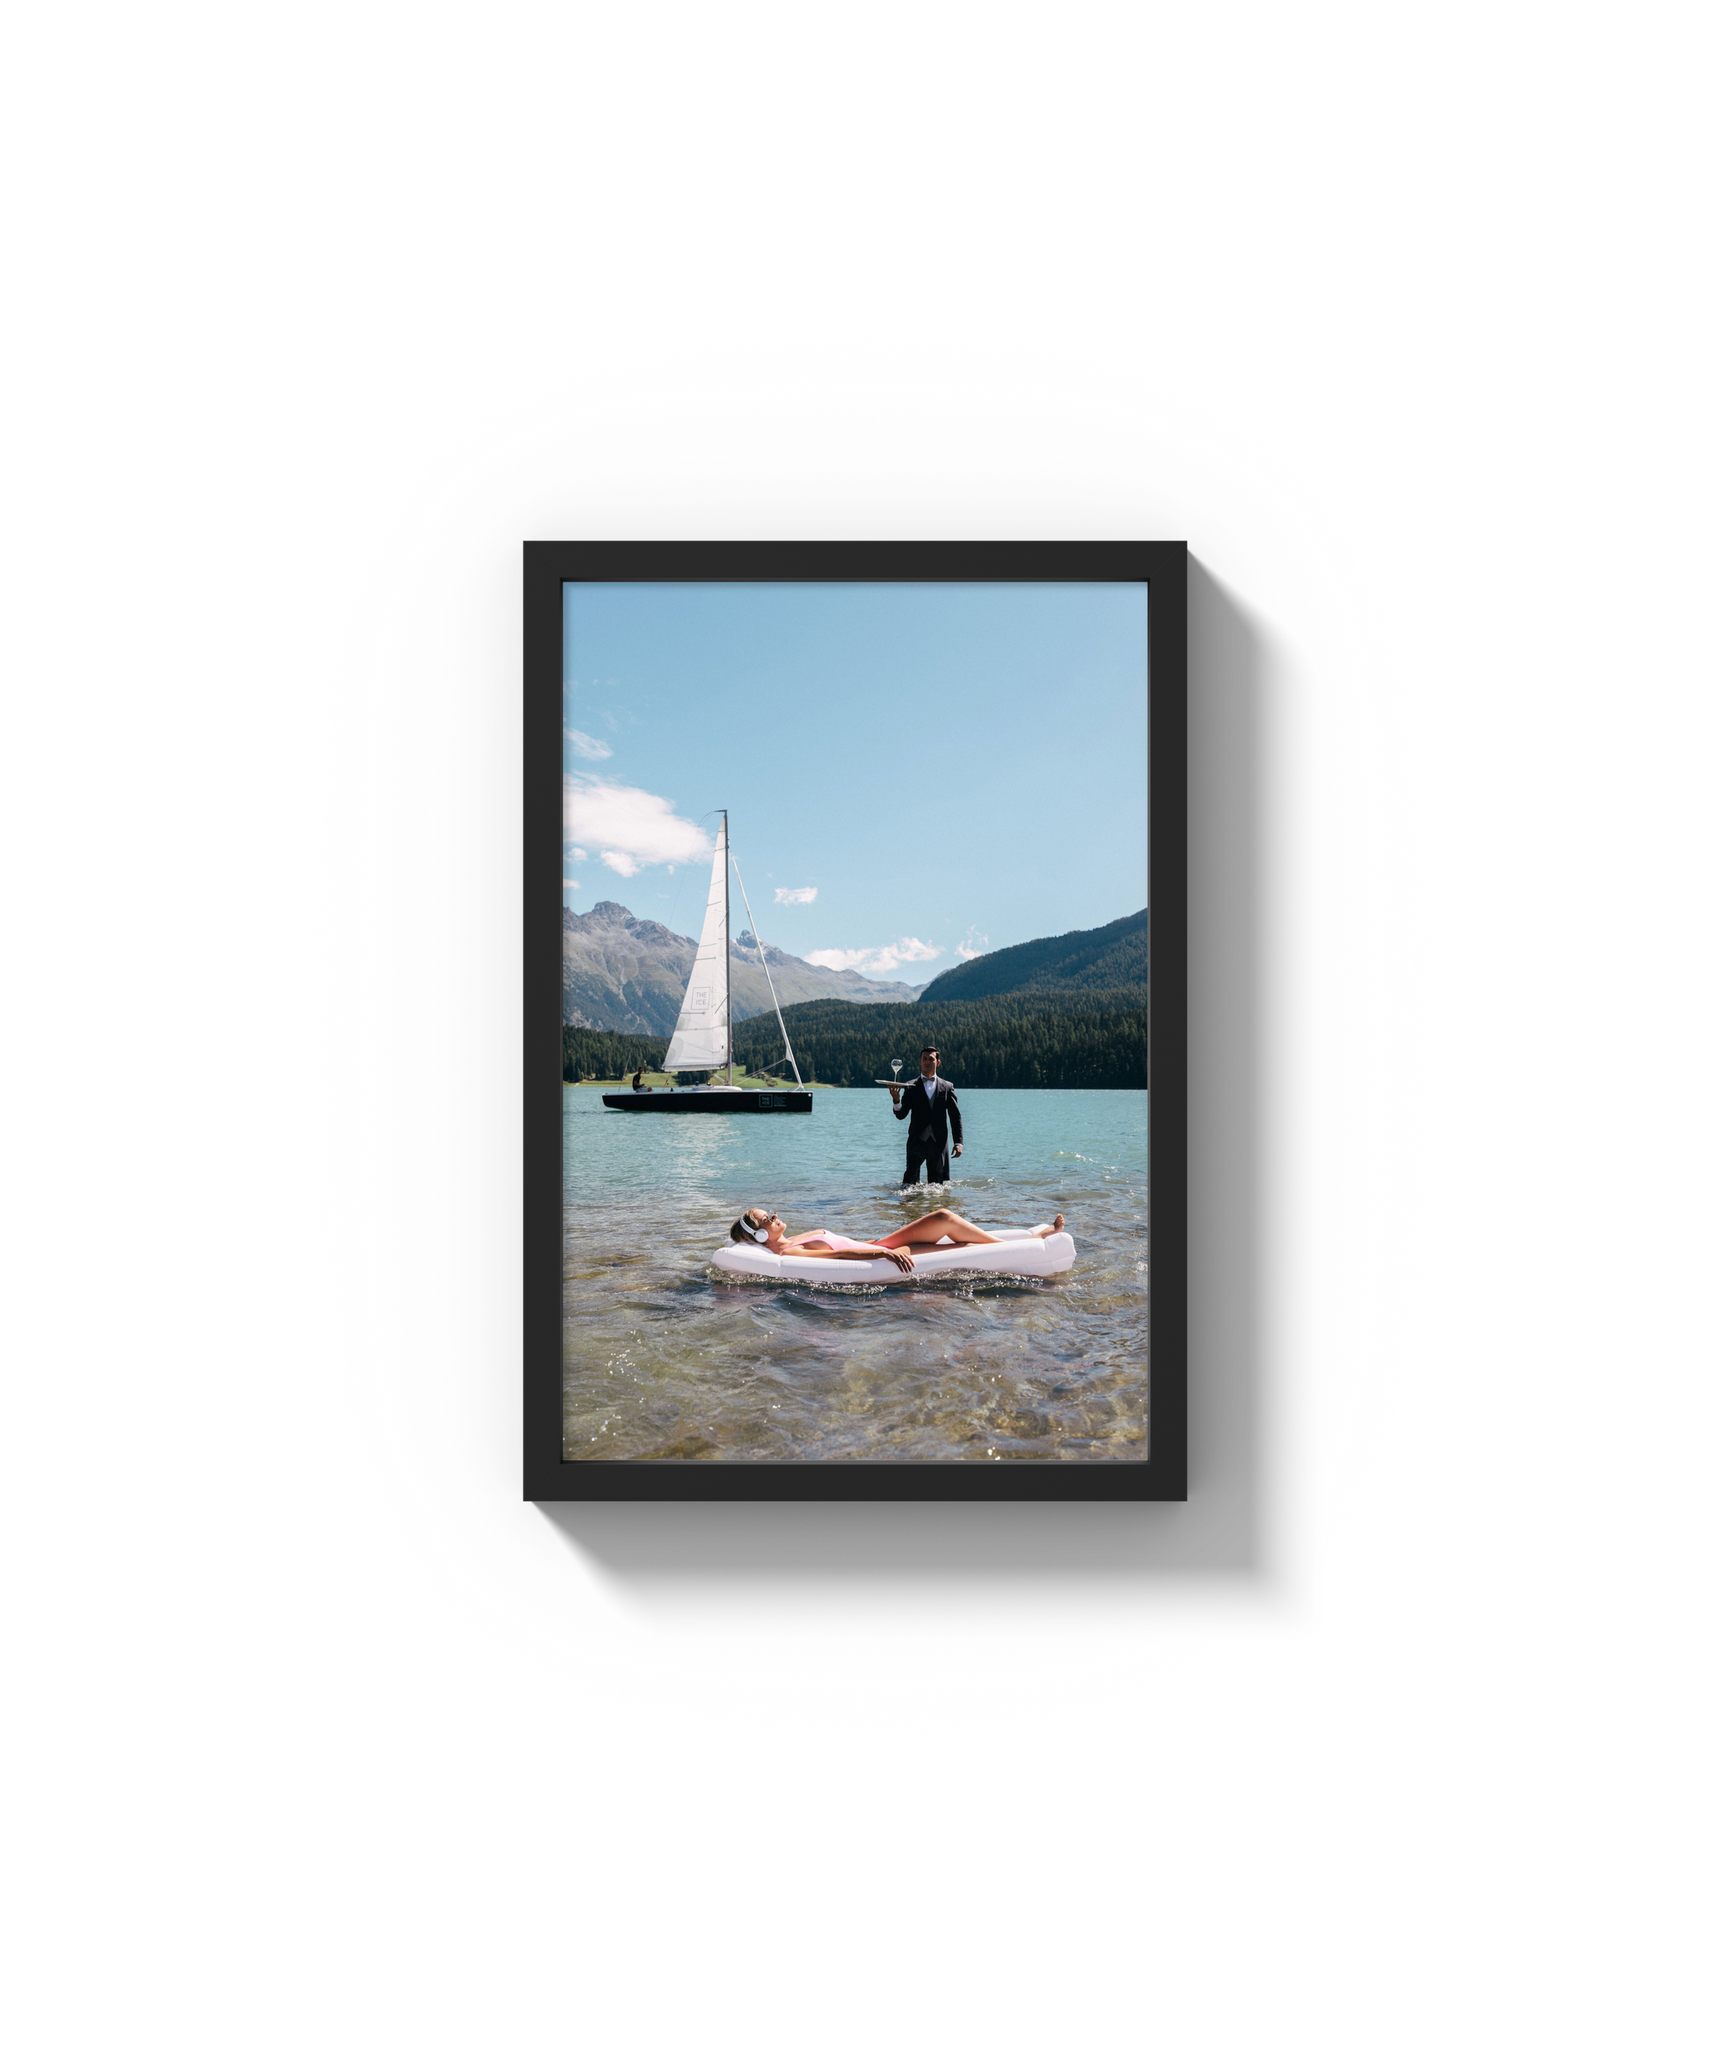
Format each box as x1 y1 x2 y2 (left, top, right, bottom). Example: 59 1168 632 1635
602 812 813 1114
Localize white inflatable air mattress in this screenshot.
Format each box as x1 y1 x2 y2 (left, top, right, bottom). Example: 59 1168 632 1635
711 1228 1076 1285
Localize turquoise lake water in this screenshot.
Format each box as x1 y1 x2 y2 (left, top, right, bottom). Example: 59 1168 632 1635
562 1086 1148 1462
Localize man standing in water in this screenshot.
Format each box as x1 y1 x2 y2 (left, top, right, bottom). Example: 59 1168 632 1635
889 1045 963 1186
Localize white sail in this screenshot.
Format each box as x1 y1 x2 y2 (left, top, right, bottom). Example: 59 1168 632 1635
664 816 730 1073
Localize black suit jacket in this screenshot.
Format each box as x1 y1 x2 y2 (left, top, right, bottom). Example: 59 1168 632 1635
893 1075 962 1149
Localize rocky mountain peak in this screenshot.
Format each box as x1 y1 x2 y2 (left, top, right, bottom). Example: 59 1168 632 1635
571 899 693 946
564 898 922 1032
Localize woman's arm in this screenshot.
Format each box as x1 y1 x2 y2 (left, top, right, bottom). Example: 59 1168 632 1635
787 1242 915 1272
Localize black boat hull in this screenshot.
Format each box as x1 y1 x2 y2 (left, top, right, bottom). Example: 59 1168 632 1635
600 1090 812 1114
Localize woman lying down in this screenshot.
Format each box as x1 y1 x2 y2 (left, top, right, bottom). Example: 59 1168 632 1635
730 1206 1065 1274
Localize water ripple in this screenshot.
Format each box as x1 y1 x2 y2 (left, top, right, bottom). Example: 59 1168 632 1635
563 1087 1148 1462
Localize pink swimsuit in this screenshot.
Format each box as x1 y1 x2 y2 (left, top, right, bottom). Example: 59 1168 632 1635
795 1232 872 1252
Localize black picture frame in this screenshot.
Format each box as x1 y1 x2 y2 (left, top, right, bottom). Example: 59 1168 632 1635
524 540 1187 1507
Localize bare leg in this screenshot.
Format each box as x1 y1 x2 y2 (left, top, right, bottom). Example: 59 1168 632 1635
875 1208 1064 1248
875 1208 997 1249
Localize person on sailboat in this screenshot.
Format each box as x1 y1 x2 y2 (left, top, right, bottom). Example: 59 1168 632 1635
888 1047 963 1185
729 1206 1064 1273
630 1067 648 1091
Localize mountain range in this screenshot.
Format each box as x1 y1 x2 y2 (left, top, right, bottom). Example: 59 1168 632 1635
916 907 1148 1001
564 899 1150 1035
562 901 923 1034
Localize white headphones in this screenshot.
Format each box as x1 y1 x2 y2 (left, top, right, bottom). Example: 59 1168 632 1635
747 1213 775 1243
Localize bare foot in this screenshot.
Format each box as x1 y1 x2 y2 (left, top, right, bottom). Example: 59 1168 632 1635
1031 1214 1066 1239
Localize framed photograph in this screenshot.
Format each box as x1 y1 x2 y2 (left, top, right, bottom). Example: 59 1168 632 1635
525 542 1186 1500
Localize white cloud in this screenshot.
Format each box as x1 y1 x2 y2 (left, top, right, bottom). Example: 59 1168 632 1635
956 926 991 960
806 936 942 978
563 776 712 879
774 885 817 905
563 878 580 889
565 727 613 760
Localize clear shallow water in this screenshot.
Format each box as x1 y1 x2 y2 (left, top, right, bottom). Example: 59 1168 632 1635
562 1087 1148 1462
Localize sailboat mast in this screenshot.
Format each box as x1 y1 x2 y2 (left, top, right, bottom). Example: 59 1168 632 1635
723 810 732 1086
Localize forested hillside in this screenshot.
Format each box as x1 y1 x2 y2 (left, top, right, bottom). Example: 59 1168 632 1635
562 1025 667 1081
916 907 1148 1002
564 991 1147 1088
732 991 1147 1089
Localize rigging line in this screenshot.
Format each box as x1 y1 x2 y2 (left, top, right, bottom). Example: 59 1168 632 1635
739 1046 803 1076
729 850 805 1091
723 811 732 1087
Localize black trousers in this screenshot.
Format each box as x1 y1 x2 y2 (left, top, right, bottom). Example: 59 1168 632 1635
902 1141 950 1186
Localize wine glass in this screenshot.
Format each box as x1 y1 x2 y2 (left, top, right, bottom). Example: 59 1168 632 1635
891 1058 903 1085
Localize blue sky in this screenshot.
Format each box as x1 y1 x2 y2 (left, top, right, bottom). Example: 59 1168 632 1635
564 582 1147 985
